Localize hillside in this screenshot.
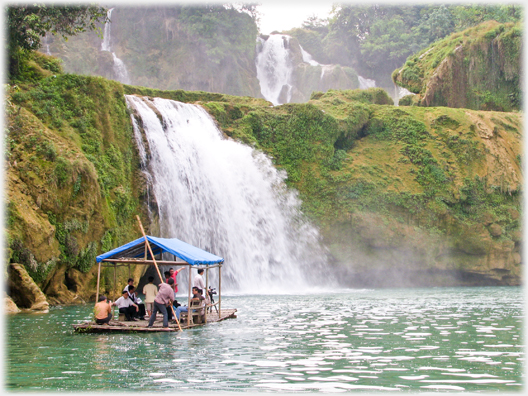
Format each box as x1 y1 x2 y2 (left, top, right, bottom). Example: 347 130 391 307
6 50 522 308
393 21 522 111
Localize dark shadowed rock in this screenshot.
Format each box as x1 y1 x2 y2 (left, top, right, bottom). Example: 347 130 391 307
7 263 49 312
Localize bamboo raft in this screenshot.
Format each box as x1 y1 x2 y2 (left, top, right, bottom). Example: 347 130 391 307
74 216 236 334
73 308 237 333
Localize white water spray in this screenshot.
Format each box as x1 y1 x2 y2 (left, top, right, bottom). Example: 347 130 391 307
255 35 293 105
358 76 376 89
126 95 329 294
101 8 130 84
300 46 321 66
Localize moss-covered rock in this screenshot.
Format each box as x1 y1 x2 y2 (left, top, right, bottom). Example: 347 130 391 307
393 21 522 111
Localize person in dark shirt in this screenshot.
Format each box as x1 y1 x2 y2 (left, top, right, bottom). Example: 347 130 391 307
147 278 175 328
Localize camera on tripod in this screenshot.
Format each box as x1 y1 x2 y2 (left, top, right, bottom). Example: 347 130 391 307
207 287 218 313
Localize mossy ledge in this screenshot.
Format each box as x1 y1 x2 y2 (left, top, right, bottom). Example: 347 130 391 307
6 55 522 308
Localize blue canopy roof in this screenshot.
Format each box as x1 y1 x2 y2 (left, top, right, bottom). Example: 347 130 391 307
96 235 224 265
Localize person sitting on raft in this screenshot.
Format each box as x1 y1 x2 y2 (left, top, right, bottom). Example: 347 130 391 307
124 279 146 320
94 295 113 325
125 285 146 320
147 278 175 328
111 290 139 321
175 287 205 321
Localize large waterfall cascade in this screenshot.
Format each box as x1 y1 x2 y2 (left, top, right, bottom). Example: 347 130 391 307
256 34 377 105
126 95 330 294
101 8 131 84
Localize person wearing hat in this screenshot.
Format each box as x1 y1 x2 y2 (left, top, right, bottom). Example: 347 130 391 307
111 290 139 321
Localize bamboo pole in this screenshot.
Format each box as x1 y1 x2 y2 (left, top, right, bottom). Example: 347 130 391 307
95 261 101 304
114 263 117 300
136 215 182 331
205 268 209 324
101 259 190 265
219 265 222 317
187 265 192 326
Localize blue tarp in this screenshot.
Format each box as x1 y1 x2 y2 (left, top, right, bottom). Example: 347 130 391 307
96 235 224 265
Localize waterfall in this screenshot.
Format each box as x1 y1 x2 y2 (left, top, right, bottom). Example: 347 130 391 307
358 76 376 89
255 34 293 105
101 8 131 84
394 84 415 106
126 95 330 294
300 46 321 66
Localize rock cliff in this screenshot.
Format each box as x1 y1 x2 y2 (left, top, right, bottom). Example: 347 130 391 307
393 21 522 112
5 51 522 311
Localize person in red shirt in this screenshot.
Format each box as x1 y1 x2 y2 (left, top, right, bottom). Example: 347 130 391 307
169 267 186 294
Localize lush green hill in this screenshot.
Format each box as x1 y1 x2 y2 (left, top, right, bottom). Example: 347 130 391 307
393 21 522 111
6 53 521 308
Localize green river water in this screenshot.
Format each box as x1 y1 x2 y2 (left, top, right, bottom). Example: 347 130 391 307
5 286 524 392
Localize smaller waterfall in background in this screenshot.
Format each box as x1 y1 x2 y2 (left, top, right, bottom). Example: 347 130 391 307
126 95 331 295
42 33 52 56
255 34 294 105
256 36 377 105
358 76 376 89
101 8 131 84
394 85 415 106
300 46 321 66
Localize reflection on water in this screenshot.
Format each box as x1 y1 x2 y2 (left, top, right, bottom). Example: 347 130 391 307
6 287 523 391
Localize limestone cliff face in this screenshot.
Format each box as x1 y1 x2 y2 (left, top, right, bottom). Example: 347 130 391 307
6 52 522 309
5 73 149 308
393 21 522 112
44 6 262 98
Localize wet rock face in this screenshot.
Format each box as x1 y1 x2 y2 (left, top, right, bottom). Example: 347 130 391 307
7 263 49 312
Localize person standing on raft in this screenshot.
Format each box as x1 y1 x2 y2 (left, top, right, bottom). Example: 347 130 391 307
148 278 175 328
169 267 186 296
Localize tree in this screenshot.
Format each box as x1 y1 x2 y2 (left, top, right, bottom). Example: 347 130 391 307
6 4 108 78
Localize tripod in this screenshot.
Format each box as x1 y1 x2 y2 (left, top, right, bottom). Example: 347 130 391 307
208 288 218 314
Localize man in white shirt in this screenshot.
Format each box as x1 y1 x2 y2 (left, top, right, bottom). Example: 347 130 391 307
193 268 205 293
111 290 139 321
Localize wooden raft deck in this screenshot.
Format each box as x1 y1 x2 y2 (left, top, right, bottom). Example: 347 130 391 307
73 308 237 333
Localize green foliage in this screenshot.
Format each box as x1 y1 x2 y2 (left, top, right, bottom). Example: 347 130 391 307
321 4 522 88
7 4 107 79
54 156 71 186
394 20 522 111
8 73 143 280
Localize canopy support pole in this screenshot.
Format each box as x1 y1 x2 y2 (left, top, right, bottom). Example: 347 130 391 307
114 263 117 300
219 265 222 317
188 265 192 327
136 215 182 331
95 261 101 305
205 268 209 324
